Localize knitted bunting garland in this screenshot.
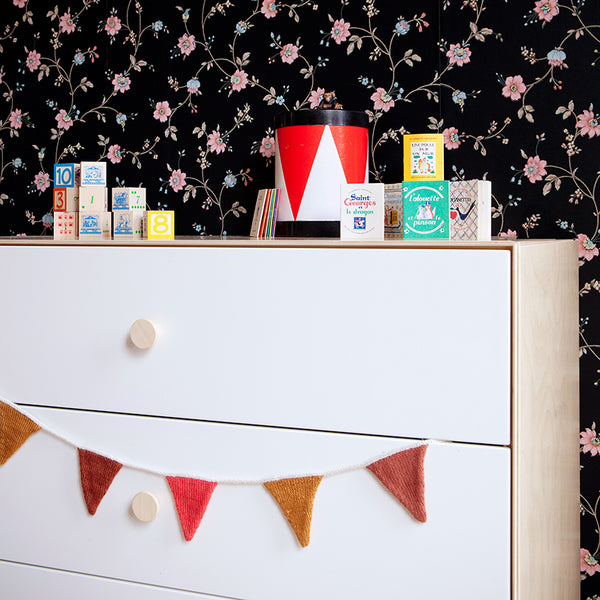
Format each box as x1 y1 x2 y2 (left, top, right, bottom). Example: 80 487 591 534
166 476 218 542
0 399 429 547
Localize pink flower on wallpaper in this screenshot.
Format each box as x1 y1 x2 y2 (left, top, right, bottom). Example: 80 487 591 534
523 155 547 183
578 234 599 262
112 73 131 93
9 109 22 129
59 12 76 34
33 171 50 192
169 169 187 192
55 109 74 130
502 75 526 101
105 16 122 36
580 427 600 455
25 50 41 72
280 43 299 64
309 87 325 109
13 0 26 7
331 19 351 45
443 127 461 150
498 229 518 239
207 130 227 154
581 549 600 577
370 88 395 112
260 136 275 158
230 69 248 92
576 109 600 139
534 0 559 23
153 101 172 122
446 43 471 67
178 34 196 56
547 48 566 67
107 144 123 164
261 0 278 19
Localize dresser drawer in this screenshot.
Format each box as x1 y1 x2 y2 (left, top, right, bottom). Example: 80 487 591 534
0 245 510 444
0 406 511 600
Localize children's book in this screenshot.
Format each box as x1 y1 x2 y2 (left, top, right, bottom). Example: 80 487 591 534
403 133 444 181
449 180 492 241
340 183 384 241
384 183 403 239
402 180 449 240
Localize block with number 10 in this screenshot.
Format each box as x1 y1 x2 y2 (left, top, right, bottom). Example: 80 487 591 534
144 211 175 240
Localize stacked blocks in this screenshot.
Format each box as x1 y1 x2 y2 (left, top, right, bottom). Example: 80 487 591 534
112 188 146 239
53 163 80 240
79 162 111 240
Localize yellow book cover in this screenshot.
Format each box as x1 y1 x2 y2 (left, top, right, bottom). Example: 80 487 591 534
403 133 444 181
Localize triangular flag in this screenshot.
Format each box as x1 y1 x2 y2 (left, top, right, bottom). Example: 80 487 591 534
264 475 323 547
78 449 123 515
166 476 217 542
277 125 325 220
329 125 369 184
0 401 41 465
366 445 428 523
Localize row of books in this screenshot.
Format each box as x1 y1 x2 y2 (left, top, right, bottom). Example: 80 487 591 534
249 188 280 239
341 180 492 242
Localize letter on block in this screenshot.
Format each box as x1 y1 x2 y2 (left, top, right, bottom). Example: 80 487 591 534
53 187 79 212
80 161 107 186
54 163 80 188
145 211 175 240
79 186 108 212
54 212 78 240
79 212 112 240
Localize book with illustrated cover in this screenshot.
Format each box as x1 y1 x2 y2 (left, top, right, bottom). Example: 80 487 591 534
384 183 403 239
340 183 384 241
403 133 444 181
402 180 449 240
449 179 492 241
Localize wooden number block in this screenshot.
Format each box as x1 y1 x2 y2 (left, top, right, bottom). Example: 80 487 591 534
144 211 175 240
80 161 107 186
79 186 108 212
53 163 80 188
113 209 144 239
79 212 112 240
53 212 78 240
112 187 146 211
53 187 79 212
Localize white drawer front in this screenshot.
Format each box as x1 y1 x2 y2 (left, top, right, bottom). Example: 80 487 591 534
0 407 511 600
0 246 510 444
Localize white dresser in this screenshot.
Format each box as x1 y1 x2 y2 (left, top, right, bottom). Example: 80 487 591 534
0 239 579 599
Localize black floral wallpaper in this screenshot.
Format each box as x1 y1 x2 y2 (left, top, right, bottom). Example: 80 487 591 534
1 0 599 595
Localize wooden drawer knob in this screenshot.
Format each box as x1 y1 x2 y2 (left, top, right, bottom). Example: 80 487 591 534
131 491 160 522
129 318 157 349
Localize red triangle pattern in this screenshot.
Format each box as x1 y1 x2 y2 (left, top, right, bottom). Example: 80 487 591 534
166 476 217 542
329 125 369 184
277 125 325 220
366 445 428 522
78 449 123 516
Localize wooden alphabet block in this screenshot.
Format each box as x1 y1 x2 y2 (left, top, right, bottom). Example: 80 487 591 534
113 209 144 239
53 163 80 188
80 161 107 186
79 212 112 240
112 187 146 211
143 211 175 240
53 187 79 212
79 186 108 212
53 212 78 240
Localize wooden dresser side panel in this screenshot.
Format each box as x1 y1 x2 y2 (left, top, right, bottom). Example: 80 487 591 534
512 240 580 600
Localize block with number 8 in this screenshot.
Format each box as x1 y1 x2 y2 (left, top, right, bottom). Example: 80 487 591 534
144 211 175 240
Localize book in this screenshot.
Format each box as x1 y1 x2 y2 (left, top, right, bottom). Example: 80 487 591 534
449 179 492 241
250 188 279 239
402 180 449 240
340 183 385 241
250 189 269 238
384 183 403 239
403 133 444 181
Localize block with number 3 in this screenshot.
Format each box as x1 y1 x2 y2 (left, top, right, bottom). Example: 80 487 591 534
144 211 175 240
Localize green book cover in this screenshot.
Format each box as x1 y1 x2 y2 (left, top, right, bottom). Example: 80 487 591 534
402 180 449 239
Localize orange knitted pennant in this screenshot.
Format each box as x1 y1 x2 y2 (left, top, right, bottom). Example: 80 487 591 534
264 475 323 548
366 445 428 522
78 449 123 515
166 476 217 542
0 401 41 465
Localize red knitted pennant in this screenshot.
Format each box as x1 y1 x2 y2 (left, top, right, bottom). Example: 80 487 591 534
366 445 428 523
166 476 217 542
0 401 41 465
78 449 123 515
